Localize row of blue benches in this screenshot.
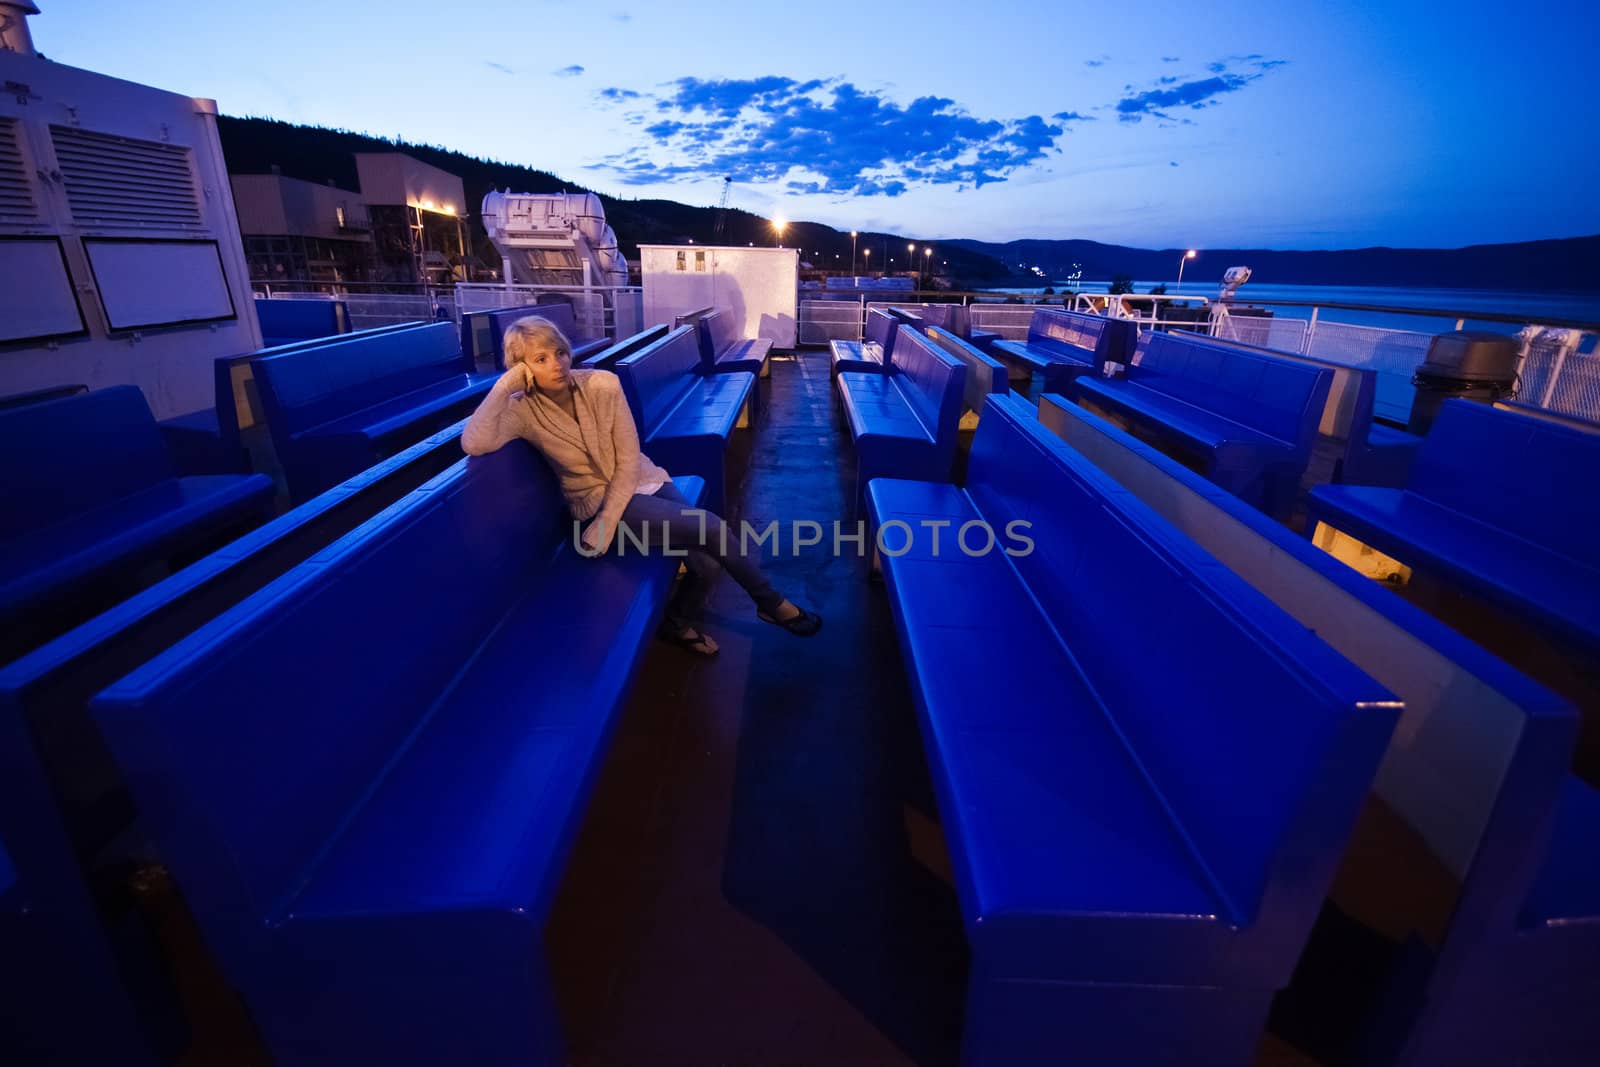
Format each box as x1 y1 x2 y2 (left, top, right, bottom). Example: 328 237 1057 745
858 389 1597 1063
834 306 1597 1061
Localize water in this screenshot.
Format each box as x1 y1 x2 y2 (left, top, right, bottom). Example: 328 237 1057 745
993 281 1600 331
987 281 1600 423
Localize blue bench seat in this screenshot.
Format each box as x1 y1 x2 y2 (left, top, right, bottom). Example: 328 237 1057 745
989 308 1135 395
1 386 274 661
158 322 429 475
254 321 496 501
1074 330 1332 517
694 306 773 378
829 307 902 376
0 418 471 1063
91 444 703 1065
615 325 755 514
1038 393 1598 1065
836 325 965 514
867 393 1398 1063
1308 399 1600 655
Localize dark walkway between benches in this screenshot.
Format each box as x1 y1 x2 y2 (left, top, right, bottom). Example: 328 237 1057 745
544 351 1333 1066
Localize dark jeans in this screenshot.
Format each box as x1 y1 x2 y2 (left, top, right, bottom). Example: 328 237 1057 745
614 482 784 632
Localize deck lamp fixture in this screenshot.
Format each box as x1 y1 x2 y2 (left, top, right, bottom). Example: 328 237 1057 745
1176 249 1197 293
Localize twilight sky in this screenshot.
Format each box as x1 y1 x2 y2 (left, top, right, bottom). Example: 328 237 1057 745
39 0 1600 249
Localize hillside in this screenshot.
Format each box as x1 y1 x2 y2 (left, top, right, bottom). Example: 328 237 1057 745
947 236 1600 293
218 116 1600 294
215 116 1011 285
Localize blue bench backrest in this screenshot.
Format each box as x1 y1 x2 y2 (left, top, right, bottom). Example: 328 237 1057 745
254 299 348 344
581 323 670 370
889 326 966 445
968 395 1394 927
0 386 172 539
475 303 586 366
1176 329 1375 448
1409 401 1600 568
695 308 740 365
926 326 1007 411
1029 308 1136 368
1134 331 1331 447
864 307 899 356
615 326 701 433
253 322 466 438
91 446 564 966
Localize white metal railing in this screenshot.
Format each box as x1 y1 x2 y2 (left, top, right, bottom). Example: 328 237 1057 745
798 298 864 345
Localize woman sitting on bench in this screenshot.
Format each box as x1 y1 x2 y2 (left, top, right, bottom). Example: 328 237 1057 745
463 316 822 656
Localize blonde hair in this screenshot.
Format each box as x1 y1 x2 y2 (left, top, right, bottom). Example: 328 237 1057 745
501 315 573 370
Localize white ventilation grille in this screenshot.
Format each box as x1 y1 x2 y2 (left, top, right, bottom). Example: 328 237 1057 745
0 118 38 224
51 126 202 229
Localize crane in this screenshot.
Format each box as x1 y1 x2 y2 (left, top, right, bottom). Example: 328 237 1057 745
713 177 732 242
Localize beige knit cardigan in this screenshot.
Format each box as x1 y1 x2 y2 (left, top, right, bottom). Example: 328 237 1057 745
461 368 670 529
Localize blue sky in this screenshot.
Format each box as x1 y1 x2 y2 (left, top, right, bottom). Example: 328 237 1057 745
40 0 1600 249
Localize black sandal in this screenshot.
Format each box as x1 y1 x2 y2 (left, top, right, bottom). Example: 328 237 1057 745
658 623 720 657
757 605 823 637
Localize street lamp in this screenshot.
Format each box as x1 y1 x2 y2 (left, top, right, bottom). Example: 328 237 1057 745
908 242 916 276
1176 248 1197 293
773 216 787 248
863 247 871 275
923 246 933 282
850 230 858 276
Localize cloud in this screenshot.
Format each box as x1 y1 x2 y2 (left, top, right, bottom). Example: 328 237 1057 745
613 11 631 20
1084 57 1107 68
1170 161 1180 166
1116 56 1284 123
485 61 515 76
593 76 1081 196
1161 56 1181 63
554 65 585 78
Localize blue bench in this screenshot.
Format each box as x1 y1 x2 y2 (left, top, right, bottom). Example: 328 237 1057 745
614 325 755 514
1039 394 1599 1065
159 322 430 475
461 301 609 369
924 325 1009 417
1 386 275 663
253 321 497 501
254 297 349 348
693 306 773 378
0 383 88 410
1308 399 1600 659
836 325 966 515
866 393 1399 1064
578 322 670 371
91 446 704 1066
1072 329 1332 518
1182 330 1421 487
829 307 902 377
0 419 470 1063
987 308 1136 394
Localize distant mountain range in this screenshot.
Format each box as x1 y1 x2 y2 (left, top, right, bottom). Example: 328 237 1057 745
218 117 1599 293
948 237 1600 293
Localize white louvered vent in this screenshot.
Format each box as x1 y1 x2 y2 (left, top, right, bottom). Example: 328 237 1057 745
0 118 38 223
51 126 202 229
